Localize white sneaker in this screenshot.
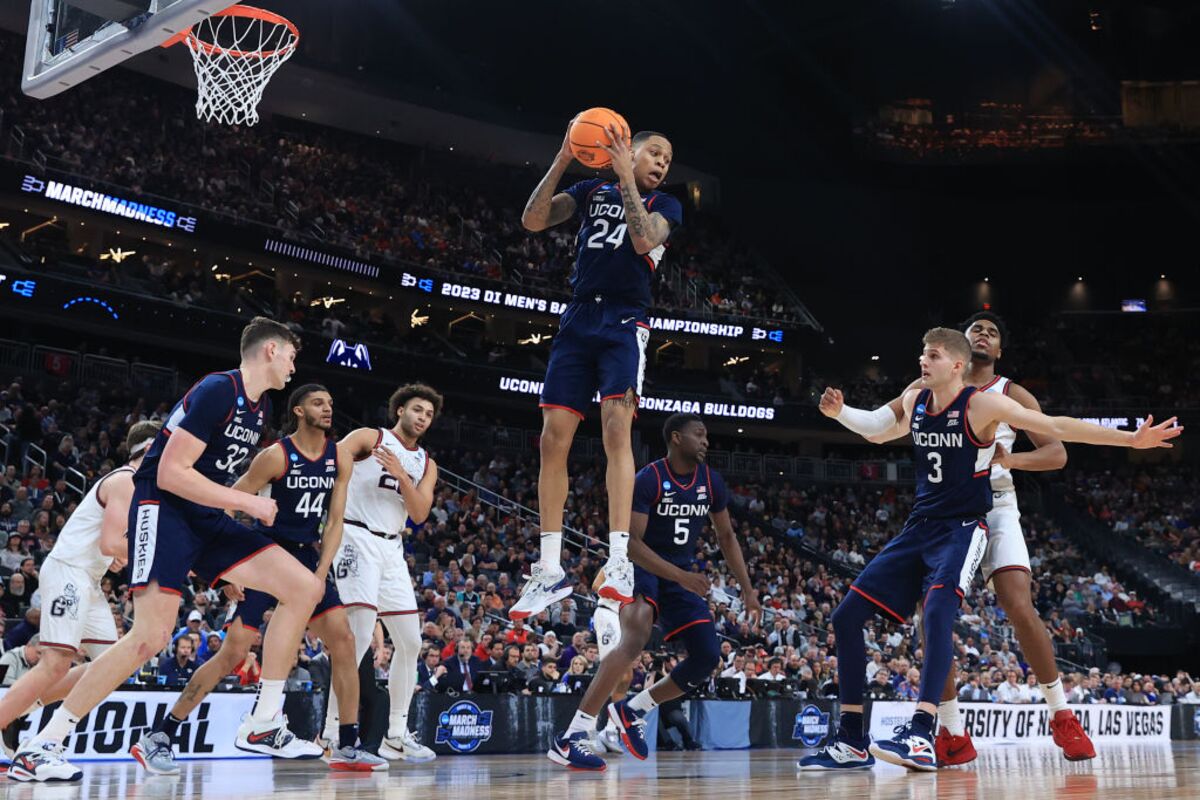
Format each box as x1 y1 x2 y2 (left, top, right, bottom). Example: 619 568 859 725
509 562 572 620
600 726 624 755
329 745 389 772
8 741 82 782
234 715 324 759
598 555 633 603
379 730 436 762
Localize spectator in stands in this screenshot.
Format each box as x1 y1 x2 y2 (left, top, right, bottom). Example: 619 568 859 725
3 573 29 618
958 672 990 702
505 618 530 646
996 670 1027 703
444 640 481 693
528 660 562 695
417 647 446 693
285 646 312 692
896 667 921 701
503 645 522 684
0 535 25 573
514 644 540 685
865 668 896 700
0 636 40 686
233 651 261 687
158 637 199 687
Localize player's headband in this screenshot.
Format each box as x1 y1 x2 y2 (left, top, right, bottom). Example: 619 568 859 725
130 439 153 457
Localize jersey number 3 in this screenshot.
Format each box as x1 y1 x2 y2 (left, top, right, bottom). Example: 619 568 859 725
586 219 627 250
927 452 943 484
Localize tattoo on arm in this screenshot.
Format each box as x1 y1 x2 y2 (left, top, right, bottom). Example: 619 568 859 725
523 163 573 229
618 182 669 246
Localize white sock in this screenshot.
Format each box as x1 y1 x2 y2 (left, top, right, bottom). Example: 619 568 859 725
33 707 79 746
608 531 630 560
540 531 562 568
567 710 596 736
937 700 965 736
383 613 422 738
628 689 658 713
252 679 285 722
1040 677 1068 713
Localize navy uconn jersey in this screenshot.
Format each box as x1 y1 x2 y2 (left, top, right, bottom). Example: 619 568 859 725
136 370 269 496
562 180 684 309
632 459 729 566
911 387 996 519
256 436 338 545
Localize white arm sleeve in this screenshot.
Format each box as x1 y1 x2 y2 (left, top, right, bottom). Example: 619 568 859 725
836 404 899 438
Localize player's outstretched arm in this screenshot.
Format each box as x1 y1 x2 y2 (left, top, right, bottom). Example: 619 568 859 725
317 442 354 582
821 387 916 444
159 429 276 525
976 393 1183 449
711 509 761 625
521 117 579 232
996 383 1067 471
98 471 134 566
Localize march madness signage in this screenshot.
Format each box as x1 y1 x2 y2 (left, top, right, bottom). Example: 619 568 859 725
1 689 260 760
869 701 1169 744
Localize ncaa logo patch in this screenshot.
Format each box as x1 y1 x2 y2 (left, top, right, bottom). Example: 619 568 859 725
290 452 299 462
916 403 926 414
237 396 245 408
435 700 494 753
792 704 830 747
663 481 671 490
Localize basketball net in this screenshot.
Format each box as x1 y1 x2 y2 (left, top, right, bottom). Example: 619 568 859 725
177 5 299 126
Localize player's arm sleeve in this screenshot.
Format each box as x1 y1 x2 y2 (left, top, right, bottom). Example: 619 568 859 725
631 468 658 515
173 374 238 443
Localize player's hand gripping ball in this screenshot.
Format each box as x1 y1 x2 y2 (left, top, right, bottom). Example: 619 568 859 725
569 107 631 169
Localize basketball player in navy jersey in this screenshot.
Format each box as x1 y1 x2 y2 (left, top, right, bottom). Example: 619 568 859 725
800 328 1180 772
549 414 761 771
132 385 385 773
10 318 326 783
877 312 1093 763
512 119 684 620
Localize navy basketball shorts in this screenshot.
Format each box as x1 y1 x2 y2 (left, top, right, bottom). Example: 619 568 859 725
633 565 714 642
127 478 278 595
229 540 343 632
849 515 989 624
539 297 650 419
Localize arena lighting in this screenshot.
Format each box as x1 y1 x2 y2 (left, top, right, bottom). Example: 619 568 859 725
410 309 429 327
517 333 550 345
871 355 880 361
99 247 136 263
62 296 119 319
309 296 346 309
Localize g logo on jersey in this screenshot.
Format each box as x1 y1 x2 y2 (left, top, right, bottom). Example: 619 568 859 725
336 542 360 579
50 582 81 620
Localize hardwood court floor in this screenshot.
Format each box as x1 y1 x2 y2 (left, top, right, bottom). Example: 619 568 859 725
9 743 1197 800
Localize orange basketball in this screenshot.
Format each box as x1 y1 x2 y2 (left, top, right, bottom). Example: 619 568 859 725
568 107 631 169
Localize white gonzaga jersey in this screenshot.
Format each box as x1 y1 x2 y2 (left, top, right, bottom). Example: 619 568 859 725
982 376 1018 492
47 466 133 581
343 428 428 536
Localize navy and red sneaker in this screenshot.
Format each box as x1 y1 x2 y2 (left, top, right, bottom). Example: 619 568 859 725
607 700 649 760
870 722 937 772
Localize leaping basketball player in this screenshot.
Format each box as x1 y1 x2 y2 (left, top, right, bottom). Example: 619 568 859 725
512 118 684 620
876 312 1094 763
549 414 760 770
10 317 327 783
800 327 1180 772
320 384 442 762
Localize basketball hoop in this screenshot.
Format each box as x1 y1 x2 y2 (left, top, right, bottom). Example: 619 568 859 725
167 5 299 126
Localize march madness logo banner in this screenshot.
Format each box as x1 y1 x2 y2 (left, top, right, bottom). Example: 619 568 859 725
434 701 494 754
792 704 831 747
869 702 1169 744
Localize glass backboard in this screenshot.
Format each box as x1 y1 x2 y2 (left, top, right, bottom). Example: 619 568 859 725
22 0 234 98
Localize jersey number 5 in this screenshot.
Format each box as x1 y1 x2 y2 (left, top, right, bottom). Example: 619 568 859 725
586 219 628 250
673 517 690 545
